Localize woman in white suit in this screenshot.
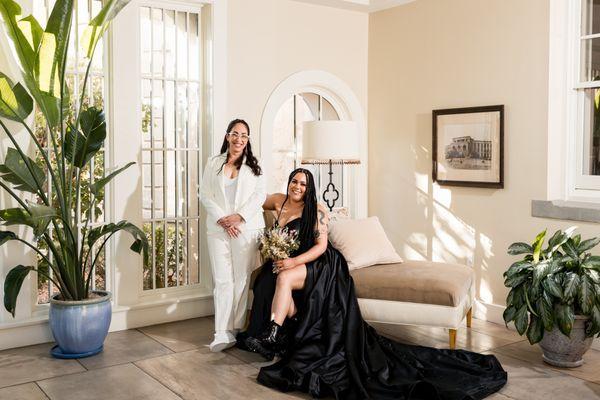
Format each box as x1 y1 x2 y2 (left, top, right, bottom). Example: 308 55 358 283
200 119 266 352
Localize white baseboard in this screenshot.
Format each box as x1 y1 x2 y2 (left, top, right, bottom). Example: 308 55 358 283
0 296 215 351
473 299 510 327
0 297 513 350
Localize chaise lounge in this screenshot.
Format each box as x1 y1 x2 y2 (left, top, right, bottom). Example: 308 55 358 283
350 260 474 349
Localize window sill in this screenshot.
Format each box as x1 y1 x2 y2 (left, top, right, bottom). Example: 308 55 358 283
531 200 600 223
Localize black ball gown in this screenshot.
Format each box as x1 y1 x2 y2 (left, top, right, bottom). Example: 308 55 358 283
237 218 507 400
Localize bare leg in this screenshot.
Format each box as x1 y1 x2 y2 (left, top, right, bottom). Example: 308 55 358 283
271 264 307 326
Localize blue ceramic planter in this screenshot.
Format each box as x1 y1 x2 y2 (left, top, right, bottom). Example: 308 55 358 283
49 291 112 359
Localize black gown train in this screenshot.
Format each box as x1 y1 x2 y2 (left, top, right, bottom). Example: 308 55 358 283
237 218 507 400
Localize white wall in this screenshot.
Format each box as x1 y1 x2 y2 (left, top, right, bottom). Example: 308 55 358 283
225 0 368 154
368 0 600 322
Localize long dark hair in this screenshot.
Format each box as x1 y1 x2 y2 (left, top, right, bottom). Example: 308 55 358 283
218 119 262 176
281 168 318 253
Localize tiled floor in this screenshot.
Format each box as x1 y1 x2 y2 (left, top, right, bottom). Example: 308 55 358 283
1 317 599 399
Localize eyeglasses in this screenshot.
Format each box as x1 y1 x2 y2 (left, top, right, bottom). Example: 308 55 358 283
228 132 249 141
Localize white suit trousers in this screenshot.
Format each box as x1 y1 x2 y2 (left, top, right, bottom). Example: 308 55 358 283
207 229 261 333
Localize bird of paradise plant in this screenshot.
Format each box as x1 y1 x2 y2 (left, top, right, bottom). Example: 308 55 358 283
0 0 147 316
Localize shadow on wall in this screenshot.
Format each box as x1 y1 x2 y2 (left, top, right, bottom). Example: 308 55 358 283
0 122 39 322
395 112 501 306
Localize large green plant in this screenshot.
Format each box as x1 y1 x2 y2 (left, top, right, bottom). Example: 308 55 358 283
503 228 600 344
0 0 147 316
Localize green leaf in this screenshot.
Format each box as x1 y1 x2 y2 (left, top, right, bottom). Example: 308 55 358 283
63 107 106 167
514 305 529 335
0 230 16 246
504 273 528 288
17 15 43 51
0 0 60 127
563 272 580 302
579 275 595 315
547 230 565 251
35 0 74 98
586 306 600 337
504 260 532 278
524 284 539 318
90 162 134 196
555 303 575 336
573 234 582 248
586 269 600 284
0 206 55 237
3 265 34 317
578 237 600 254
532 230 547 263
507 242 533 256
81 0 130 59
562 238 579 260
542 276 563 299
526 315 544 344
503 305 517 326
533 261 554 287
88 220 148 264
537 295 554 331
0 72 33 121
0 148 46 194
507 285 527 311
584 255 600 270
0 0 38 78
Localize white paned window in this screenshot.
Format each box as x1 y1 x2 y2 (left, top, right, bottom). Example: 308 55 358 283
572 0 600 194
33 0 109 304
140 5 203 290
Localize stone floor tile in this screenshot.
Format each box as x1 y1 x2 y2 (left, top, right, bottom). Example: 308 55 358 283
485 393 516 400
487 352 600 400
135 349 308 400
36 363 180 400
370 322 445 348
494 339 600 384
138 318 214 352
370 322 516 352
77 329 173 370
469 318 524 343
0 383 48 399
0 343 85 388
224 346 276 369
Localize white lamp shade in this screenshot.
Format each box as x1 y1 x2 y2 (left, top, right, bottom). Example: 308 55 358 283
301 121 360 164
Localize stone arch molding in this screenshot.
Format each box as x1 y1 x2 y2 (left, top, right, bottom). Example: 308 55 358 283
260 70 367 217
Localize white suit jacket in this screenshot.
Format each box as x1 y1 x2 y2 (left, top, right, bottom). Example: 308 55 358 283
200 153 266 234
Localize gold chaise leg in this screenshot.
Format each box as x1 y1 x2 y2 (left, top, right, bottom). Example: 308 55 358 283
449 329 457 349
466 307 472 328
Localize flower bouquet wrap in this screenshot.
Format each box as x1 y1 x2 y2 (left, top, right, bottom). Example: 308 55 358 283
258 226 300 272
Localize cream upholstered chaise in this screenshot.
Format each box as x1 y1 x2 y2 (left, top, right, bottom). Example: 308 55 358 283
349 261 474 349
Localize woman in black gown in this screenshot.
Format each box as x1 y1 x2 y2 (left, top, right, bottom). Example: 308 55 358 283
236 168 507 400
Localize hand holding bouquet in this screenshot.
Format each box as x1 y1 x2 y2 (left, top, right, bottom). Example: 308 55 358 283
258 226 300 273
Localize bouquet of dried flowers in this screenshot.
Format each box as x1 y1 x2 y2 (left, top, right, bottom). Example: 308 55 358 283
258 226 300 271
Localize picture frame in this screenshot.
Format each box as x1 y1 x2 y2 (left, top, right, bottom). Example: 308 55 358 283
432 105 504 188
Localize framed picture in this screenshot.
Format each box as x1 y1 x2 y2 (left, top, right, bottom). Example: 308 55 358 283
432 105 504 188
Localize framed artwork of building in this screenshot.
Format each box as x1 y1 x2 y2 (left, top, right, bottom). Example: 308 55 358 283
432 105 504 188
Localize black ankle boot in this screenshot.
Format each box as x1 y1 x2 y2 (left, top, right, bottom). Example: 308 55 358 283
245 320 283 360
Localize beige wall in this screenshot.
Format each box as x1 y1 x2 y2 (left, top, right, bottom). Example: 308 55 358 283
226 0 368 154
368 0 599 317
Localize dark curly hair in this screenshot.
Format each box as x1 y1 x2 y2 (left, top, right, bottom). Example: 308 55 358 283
218 119 262 176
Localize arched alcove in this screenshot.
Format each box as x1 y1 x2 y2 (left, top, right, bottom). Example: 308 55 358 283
260 70 367 217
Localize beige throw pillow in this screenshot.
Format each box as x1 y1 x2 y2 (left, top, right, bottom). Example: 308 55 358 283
328 216 403 270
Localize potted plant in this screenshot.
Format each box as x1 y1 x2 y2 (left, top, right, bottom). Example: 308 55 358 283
0 0 147 358
503 228 600 367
